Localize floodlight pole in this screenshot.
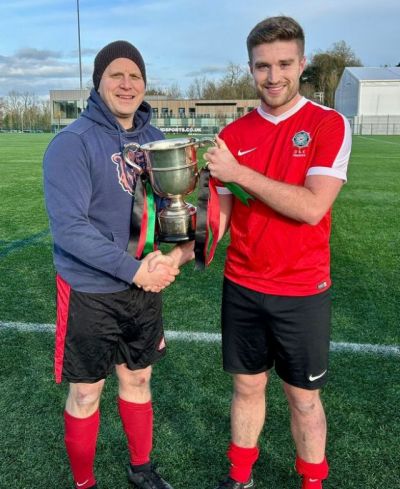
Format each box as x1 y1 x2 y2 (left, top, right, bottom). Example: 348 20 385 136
76 0 84 115
77 0 83 90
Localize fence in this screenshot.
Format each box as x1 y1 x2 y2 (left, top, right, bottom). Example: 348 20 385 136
155 115 400 136
348 115 400 135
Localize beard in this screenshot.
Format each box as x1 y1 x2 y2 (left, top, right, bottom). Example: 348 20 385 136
256 81 300 112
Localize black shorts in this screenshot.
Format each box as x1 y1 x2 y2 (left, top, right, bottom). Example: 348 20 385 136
221 278 331 390
54 275 166 383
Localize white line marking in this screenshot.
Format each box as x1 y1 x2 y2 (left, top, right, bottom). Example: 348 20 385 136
0 321 55 332
357 136 400 146
352 155 397 159
1 321 399 356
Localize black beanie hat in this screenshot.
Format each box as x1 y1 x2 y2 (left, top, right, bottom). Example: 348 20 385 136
93 40 146 90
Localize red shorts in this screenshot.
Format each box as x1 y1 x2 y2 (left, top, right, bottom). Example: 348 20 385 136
54 275 166 383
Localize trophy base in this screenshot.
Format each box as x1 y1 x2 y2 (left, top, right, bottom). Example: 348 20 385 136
157 203 196 243
157 232 195 243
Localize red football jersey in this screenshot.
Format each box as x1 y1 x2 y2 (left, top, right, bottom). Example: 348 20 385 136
219 97 351 296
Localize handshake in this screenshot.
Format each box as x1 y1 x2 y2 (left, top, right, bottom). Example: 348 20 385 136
132 241 195 293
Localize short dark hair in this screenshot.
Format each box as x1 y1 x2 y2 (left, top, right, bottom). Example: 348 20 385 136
247 16 305 61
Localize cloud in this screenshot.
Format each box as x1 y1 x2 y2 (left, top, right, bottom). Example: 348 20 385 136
70 48 98 58
0 52 89 78
0 47 92 95
16 48 62 60
185 66 228 77
6 65 79 79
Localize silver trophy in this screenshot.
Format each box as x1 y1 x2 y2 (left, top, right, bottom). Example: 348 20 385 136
123 137 214 242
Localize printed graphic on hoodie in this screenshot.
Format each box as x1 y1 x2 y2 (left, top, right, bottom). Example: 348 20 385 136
111 149 146 195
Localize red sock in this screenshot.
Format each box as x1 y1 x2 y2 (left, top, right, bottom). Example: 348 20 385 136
64 410 99 489
295 456 329 489
118 397 153 466
227 442 260 483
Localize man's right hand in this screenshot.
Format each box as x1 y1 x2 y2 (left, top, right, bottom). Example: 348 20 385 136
133 250 179 293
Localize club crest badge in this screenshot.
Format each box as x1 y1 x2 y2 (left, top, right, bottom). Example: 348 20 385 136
292 131 311 148
292 131 311 157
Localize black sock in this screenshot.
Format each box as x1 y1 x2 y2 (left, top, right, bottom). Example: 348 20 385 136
131 461 152 472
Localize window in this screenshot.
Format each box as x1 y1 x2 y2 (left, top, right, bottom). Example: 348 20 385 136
53 101 78 119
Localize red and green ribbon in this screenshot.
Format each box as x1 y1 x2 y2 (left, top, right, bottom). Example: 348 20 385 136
224 182 254 206
195 169 254 269
205 176 220 266
130 176 156 259
143 180 156 255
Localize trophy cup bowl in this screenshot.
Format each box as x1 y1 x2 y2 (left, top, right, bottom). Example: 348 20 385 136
123 137 214 242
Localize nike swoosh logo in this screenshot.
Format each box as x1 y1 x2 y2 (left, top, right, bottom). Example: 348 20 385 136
76 480 89 488
309 479 319 483
238 147 257 156
308 370 327 381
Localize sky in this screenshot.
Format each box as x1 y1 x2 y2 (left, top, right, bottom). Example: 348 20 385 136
0 0 399 98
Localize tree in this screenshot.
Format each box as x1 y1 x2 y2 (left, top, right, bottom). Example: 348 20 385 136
216 63 256 99
21 92 37 131
186 63 256 100
4 91 23 130
146 86 167 96
1 91 51 131
146 83 182 98
187 77 210 99
165 82 182 99
38 99 51 132
301 41 362 107
0 98 5 128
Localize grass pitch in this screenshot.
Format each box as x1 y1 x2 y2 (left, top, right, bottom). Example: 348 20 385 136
0 133 399 488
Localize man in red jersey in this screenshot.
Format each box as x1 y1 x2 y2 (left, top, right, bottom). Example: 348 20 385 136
204 16 351 489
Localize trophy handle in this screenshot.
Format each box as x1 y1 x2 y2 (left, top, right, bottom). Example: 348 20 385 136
194 138 216 169
123 142 144 175
195 137 216 148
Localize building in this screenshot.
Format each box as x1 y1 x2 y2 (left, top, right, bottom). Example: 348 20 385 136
335 67 400 135
51 89 89 131
49 89 259 134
